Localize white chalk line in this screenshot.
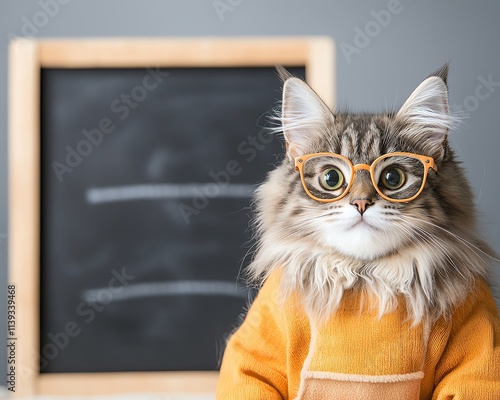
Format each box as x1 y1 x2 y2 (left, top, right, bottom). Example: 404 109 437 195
86 183 256 204
83 280 248 303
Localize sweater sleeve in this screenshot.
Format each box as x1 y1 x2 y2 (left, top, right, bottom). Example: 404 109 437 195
216 270 288 400
433 280 500 399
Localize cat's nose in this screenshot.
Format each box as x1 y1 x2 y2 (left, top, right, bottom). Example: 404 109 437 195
350 199 373 215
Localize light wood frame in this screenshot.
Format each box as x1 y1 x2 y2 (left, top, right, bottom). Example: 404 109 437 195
8 37 335 397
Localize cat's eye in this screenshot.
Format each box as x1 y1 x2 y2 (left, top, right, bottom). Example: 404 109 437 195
319 167 344 191
380 166 405 190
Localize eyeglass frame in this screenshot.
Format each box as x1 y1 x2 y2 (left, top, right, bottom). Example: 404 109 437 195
294 152 438 203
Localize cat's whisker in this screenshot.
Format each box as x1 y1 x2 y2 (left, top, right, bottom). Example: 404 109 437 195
398 215 475 258
404 215 499 263
393 218 468 281
395 219 447 256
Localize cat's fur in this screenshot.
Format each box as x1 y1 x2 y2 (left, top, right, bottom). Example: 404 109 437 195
247 65 495 324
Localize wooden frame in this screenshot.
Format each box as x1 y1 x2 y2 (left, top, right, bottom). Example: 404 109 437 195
8 37 335 397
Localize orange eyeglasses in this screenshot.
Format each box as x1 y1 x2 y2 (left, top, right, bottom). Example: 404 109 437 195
294 152 437 203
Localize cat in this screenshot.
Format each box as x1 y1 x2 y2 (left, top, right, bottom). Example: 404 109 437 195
216 65 500 399
248 64 494 324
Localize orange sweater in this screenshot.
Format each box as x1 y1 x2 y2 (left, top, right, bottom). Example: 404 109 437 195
217 269 500 399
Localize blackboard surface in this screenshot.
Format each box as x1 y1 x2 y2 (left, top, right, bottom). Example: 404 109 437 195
40 66 305 373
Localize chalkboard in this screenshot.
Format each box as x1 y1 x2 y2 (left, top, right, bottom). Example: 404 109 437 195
39 66 305 373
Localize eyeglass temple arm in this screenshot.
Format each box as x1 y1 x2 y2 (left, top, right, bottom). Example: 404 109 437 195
427 158 438 173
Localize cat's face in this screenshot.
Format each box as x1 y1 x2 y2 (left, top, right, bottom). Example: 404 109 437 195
280 113 442 261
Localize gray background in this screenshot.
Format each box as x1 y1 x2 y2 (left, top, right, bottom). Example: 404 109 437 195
1 0 499 387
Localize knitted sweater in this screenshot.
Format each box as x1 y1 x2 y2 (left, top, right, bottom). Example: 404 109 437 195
217 269 500 399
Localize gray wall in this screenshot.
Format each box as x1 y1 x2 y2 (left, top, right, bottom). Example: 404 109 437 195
1 0 499 386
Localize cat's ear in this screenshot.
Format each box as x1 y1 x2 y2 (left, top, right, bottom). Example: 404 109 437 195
281 77 334 160
395 65 453 161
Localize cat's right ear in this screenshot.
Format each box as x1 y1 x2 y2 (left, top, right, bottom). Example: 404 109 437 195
281 78 334 161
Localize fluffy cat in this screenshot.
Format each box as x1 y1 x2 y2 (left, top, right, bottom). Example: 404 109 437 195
248 64 494 324
217 65 500 400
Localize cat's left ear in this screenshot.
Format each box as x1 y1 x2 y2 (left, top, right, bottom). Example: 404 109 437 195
395 65 452 161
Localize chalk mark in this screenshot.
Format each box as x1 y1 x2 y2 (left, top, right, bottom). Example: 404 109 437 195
86 183 256 204
83 280 248 303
